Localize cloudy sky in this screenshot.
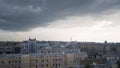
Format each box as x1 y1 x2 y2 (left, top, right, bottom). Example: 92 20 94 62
0 0 120 42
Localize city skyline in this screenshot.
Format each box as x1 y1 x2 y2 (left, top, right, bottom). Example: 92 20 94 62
0 0 120 42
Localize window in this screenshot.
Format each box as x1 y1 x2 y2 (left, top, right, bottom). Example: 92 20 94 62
59 59 61 61
48 51 50 53
1 61 4 64
46 59 48 62
18 66 20 68
19 61 21 63
58 51 61 53
19 57 21 59
42 64 44 67
9 61 11 64
56 64 58 66
15 61 17 63
59 64 60 67
15 57 17 59
36 60 38 62
53 64 54 67
53 59 54 61
42 60 44 62
41 51 43 53
46 64 48 67
36 65 38 68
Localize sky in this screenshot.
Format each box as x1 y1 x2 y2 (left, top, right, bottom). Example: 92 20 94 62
0 0 120 42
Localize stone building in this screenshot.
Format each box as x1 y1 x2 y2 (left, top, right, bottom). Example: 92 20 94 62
0 38 88 68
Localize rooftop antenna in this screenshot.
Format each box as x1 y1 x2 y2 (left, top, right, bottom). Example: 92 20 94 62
70 37 72 41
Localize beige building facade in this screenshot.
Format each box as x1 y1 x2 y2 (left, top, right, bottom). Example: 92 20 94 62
0 54 65 68
0 52 87 68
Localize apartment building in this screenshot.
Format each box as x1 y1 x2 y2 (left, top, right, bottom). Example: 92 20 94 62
0 54 21 68
0 38 88 68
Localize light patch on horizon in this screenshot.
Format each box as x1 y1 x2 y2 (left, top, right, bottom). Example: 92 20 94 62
16 25 120 42
91 20 113 31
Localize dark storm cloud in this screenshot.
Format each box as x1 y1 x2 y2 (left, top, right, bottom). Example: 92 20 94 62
0 0 120 31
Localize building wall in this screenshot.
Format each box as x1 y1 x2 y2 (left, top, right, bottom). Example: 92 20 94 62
64 52 87 67
0 54 21 68
21 55 30 68
77 43 120 56
0 54 65 68
30 54 64 68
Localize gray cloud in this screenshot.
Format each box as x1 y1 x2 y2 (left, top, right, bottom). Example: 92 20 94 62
0 0 120 31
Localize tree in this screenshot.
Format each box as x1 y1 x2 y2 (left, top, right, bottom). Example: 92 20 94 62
85 63 94 68
85 63 91 68
116 60 120 68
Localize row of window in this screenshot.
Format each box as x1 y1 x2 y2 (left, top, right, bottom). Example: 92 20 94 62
31 59 62 63
31 55 62 58
35 64 61 68
8 57 21 59
38 58 62 62
41 50 61 53
1 60 21 64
